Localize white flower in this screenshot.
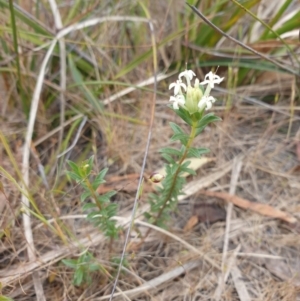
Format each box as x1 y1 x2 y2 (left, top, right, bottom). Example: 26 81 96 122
200 71 224 88
169 80 186 95
179 70 196 82
198 95 216 111
170 95 185 110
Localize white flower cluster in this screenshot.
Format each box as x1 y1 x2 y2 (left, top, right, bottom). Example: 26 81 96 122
169 70 224 113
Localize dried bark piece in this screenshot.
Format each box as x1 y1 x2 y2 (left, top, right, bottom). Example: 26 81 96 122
202 190 297 224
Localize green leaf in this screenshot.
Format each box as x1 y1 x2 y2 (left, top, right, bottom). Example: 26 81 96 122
89 263 100 272
196 113 222 128
181 160 191 168
88 211 103 220
169 122 185 135
106 204 118 217
186 147 210 158
161 153 176 164
160 147 181 156
169 163 180 174
195 113 221 137
160 147 182 157
0 297 14 301
74 269 84 286
82 203 96 211
62 258 79 269
87 156 94 168
92 168 109 189
170 133 189 146
80 191 91 202
144 212 152 220
180 166 196 176
191 111 203 121
173 106 193 126
68 55 103 112
195 126 205 137
67 160 80 174
97 191 117 203
67 171 82 183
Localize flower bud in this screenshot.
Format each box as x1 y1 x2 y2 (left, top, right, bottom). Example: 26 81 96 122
184 79 203 114
149 173 165 183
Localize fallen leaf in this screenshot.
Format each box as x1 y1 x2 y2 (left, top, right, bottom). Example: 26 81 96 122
201 190 297 224
183 215 198 232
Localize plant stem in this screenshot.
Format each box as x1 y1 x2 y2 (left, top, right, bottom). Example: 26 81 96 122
154 121 197 223
144 119 198 239
84 178 102 211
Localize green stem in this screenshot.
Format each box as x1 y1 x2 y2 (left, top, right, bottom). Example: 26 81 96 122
152 119 198 225
84 178 102 211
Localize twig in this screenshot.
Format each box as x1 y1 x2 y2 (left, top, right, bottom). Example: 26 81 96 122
56 116 87 158
108 18 157 301
214 157 243 300
48 0 67 155
97 260 201 300
231 265 251 301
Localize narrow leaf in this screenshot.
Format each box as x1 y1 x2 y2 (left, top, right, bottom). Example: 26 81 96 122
92 167 109 189
67 171 82 182
186 147 210 158
160 147 182 157
67 160 80 174
169 122 186 135
170 133 189 145
80 191 91 202
173 106 193 126
196 113 222 129
161 153 175 164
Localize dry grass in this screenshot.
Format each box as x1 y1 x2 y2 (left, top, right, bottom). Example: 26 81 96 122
1 82 300 300
1 0 300 300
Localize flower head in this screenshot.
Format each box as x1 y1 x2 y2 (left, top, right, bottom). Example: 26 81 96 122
169 95 185 110
168 69 224 113
185 78 203 114
169 80 186 96
200 71 224 88
179 70 196 86
198 95 216 111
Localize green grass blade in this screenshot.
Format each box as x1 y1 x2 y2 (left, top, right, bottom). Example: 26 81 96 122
265 11 300 39
230 0 299 65
8 0 28 116
260 0 294 39
68 54 103 113
0 0 52 37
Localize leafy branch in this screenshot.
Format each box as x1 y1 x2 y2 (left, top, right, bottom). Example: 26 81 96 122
67 156 119 238
145 70 223 229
